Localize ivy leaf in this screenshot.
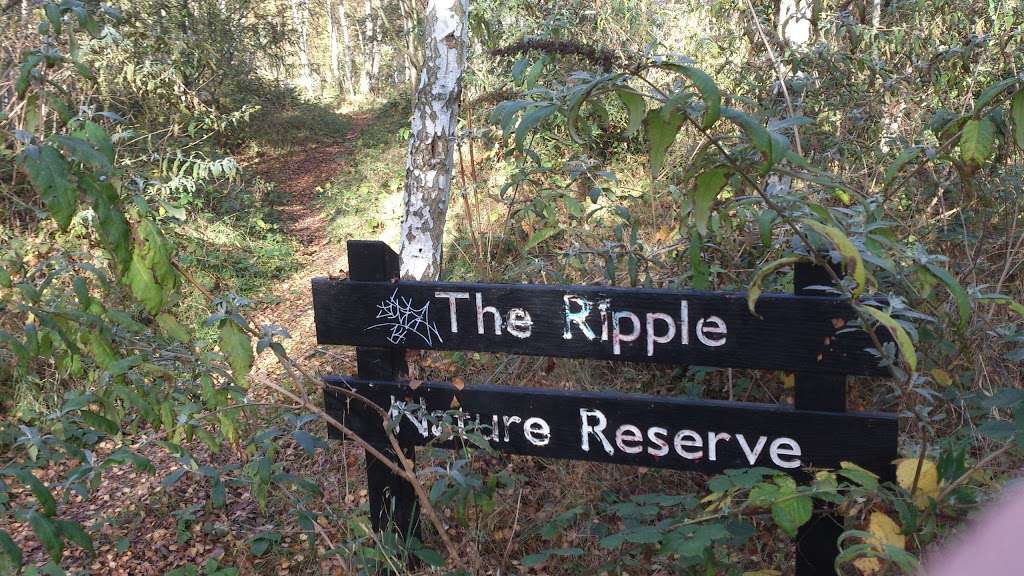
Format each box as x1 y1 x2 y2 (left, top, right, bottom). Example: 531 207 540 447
771 494 813 537
645 106 684 180
219 320 253 388
802 220 867 297
616 88 646 138
1011 89 1024 150
959 118 995 167
856 305 918 372
21 144 77 231
747 257 806 317
692 167 729 235
27 511 63 563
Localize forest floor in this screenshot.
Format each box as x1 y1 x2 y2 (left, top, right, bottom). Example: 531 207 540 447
7 101 414 575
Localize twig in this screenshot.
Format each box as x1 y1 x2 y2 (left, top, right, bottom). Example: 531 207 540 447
937 440 1017 502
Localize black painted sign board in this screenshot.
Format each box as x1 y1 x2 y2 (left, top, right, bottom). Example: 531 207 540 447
325 377 897 477
313 240 899 576
312 278 885 375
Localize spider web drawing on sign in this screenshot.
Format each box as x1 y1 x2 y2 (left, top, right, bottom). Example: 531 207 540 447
365 289 443 346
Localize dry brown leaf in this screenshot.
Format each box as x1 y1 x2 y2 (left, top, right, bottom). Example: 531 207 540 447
452 376 465 390
408 379 423 390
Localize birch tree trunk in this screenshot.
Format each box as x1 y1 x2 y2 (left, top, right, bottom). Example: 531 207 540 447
359 0 378 94
337 0 356 96
326 0 339 84
398 0 470 280
766 0 812 195
290 0 314 90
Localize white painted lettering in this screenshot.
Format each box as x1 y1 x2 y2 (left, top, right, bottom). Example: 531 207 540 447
736 434 768 465
696 315 727 347
615 424 644 454
523 417 551 446
673 429 703 459
579 408 614 455
612 311 642 355
646 312 676 356
506 308 533 339
680 300 690 345
647 426 670 456
707 431 732 461
501 415 521 442
598 299 611 341
769 437 802 469
434 291 469 332
563 295 596 340
476 292 503 335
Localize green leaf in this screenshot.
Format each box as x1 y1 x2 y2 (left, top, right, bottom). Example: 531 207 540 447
959 118 995 167
1011 90 1024 150
747 257 806 317
44 4 63 34
802 220 867 297
973 77 1019 113
21 145 77 231
883 146 925 186
524 226 561 251
413 547 446 567
16 53 43 98
219 320 253 388
125 249 163 314
55 520 94 556
27 511 63 563
924 264 971 329
53 134 113 174
125 218 178 314
292 430 326 455
11 468 57 516
0 530 21 572
771 494 813 537
155 313 190 343
616 88 646 138
74 121 115 165
722 107 784 173
645 106 684 179
857 305 918 372
677 65 721 129
692 167 729 235
0 265 11 288
515 103 557 149
80 411 119 435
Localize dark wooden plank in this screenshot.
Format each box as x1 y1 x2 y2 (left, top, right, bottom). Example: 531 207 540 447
324 377 898 477
344 240 421 547
312 277 885 375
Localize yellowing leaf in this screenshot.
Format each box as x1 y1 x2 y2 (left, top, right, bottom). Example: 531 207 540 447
856 305 918 372
894 457 939 508
960 118 995 167
747 257 805 317
867 511 905 551
853 557 882 575
803 220 867 297
930 368 953 386
219 320 253 388
645 106 684 179
1012 89 1024 150
781 372 795 389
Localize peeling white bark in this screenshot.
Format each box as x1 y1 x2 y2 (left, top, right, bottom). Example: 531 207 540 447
399 0 470 280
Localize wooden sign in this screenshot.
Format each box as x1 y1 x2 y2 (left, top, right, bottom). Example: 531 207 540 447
325 377 897 476
313 278 884 375
313 240 898 576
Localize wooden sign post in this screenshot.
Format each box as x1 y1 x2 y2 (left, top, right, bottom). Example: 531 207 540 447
314 240 897 575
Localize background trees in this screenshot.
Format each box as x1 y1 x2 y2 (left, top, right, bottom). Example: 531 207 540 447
1 0 1023 573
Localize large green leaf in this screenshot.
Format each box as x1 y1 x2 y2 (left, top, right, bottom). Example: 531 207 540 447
21 144 77 231
722 107 784 173
27 511 63 563
81 176 131 273
1011 90 1024 150
615 88 646 138
772 494 813 536
55 519 94 556
0 530 22 571
11 468 57 516
747 256 807 317
524 226 561 251
126 218 178 314
515 103 557 149
692 167 729 235
959 118 995 167
219 320 253 388
924 264 971 329
645 106 684 179
655 63 721 129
